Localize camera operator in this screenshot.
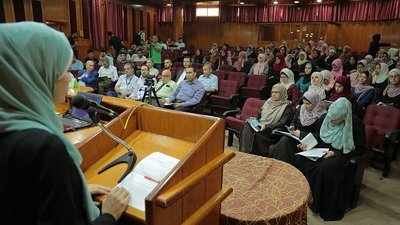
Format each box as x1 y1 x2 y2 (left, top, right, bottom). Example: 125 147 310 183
128 65 156 101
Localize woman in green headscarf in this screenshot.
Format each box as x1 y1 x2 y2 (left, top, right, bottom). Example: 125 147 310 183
294 97 365 221
0 22 129 225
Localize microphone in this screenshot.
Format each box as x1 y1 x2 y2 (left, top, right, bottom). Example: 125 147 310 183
71 94 118 117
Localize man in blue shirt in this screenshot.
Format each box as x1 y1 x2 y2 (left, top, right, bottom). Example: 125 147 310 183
77 60 99 89
167 67 205 112
198 62 218 93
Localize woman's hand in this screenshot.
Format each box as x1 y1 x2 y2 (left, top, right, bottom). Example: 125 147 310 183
377 101 384 106
89 184 111 196
297 143 308 151
101 187 130 221
323 151 335 159
290 129 301 137
258 124 266 132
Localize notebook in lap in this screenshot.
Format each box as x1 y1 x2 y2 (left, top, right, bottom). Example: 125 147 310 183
61 92 103 132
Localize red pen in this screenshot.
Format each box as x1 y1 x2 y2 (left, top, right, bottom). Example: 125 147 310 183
144 176 161 183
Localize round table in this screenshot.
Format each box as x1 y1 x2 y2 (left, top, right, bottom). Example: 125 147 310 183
221 151 312 225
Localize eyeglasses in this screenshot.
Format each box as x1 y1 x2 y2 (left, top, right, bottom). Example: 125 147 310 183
389 75 400 79
280 76 288 79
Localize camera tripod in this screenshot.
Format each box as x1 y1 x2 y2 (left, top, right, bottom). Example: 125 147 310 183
141 81 161 107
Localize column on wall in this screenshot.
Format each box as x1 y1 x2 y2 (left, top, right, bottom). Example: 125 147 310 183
172 0 184 41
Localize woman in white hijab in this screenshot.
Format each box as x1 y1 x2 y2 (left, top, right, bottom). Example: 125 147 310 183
372 62 389 89
240 84 292 156
308 72 327 100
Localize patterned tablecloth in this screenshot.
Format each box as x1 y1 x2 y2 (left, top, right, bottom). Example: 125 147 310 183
221 151 312 225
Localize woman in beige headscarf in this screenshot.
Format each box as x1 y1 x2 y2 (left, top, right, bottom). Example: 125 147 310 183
240 83 292 156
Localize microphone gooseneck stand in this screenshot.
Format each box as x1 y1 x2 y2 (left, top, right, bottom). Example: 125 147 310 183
88 108 137 183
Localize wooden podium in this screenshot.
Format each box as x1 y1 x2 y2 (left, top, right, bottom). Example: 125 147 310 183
63 96 235 225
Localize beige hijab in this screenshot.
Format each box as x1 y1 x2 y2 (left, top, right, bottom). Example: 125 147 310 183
260 84 291 125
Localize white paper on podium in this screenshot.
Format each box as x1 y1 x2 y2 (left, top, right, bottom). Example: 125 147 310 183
117 152 180 211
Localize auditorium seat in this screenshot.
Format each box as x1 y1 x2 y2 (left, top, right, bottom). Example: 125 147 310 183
226 71 247 88
224 98 265 146
219 64 234 72
240 75 269 99
363 105 400 177
213 70 227 81
209 80 240 116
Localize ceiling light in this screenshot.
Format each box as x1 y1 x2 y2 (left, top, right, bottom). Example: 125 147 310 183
273 1 278 4
294 1 299 3
317 0 322 2
240 1 245 4
166 3 172 6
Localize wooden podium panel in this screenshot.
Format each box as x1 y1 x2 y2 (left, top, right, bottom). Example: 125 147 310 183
62 97 234 225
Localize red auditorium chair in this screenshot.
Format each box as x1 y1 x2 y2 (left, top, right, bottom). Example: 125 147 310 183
173 62 183 68
363 105 400 177
223 98 265 146
192 63 202 69
241 75 269 99
226 71 247 88
69 70 79 77
209 80 240 116
219 64 234 72
213 70 227 81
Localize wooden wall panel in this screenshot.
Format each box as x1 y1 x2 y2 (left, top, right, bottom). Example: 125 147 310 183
183 17 259 49
332 21 400 53
41 0 70 33
23 0 33 21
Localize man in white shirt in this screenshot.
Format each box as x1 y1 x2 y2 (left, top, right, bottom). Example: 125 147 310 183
98 58 119 95
146 59 159 77
107 62 138 98
98 48 114 66
128 65 157 101
175 55 192 85
132 50 147 63
198 62 218 93
175 37 186 49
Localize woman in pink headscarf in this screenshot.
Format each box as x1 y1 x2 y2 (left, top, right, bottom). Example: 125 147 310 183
233 51 247 71
321 70 335 95
331 58 344 80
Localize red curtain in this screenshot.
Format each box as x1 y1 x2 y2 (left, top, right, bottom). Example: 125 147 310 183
219 0 400 23
184 6 196 22
90 0 103 49
158 6 173 22
105 1 126 42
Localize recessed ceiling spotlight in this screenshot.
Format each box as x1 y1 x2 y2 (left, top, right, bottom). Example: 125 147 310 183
166 3 172 6
240 1 245 4
273 1 279 4
294 1 299 3
317 0 322 2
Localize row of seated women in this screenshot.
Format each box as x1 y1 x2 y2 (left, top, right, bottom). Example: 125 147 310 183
238 82 390 221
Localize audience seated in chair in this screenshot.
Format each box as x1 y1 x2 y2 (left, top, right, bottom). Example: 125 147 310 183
84 49 98 64
98 58 118 95
351 71 375 114
98 47 114 66
166 67 205 112
280 68 300 105
309 72 328 100
128 65 157 101
192 48 206 65
377 68 400 108
107 62 137 98
145 58 159 77
70 53 84 70
239 83 292 156
269 90 326 163
296 62 314 93
175 55 192 85
348 60 367 87
151 69 177 106
372 62 389 90
77 60 99 90
198 62 218 93
293 98 365 221
321 70 335 96
248 53 269 75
